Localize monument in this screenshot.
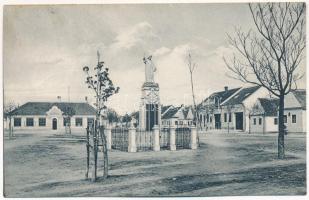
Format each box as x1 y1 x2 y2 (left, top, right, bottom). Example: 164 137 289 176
139 55 161 131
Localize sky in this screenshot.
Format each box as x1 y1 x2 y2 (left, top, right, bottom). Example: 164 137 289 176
3 3 306 115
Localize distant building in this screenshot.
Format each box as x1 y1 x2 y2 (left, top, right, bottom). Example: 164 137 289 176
7 102 96 132
198 85 270 132
161 105 194 127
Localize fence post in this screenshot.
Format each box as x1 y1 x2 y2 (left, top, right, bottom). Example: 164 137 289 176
169 125 176 151
128 126 137 153
190 125 197 150
106 125 112 150
152 125 160 151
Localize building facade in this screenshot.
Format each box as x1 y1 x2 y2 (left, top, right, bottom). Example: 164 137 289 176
7 102 96 133
198 86 271 132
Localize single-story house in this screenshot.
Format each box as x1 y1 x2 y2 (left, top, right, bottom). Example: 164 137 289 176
161 105 194 127
7 102 96 133
284 90 306 133
250 98 279 133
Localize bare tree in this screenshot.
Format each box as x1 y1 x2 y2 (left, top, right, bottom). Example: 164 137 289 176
187 53 201 145
224 3 305 159
4 101 17 139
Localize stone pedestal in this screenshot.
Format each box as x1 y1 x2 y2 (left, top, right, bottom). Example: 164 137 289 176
128 127 137 153
190 125 197 150
106 126 112 150
139 82 161 131
169 126 176 151
152 125 160 151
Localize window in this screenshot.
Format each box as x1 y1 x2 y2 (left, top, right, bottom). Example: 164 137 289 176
206 114 209 122
229 113 232 122
175 121 178 125
26 118 34 126
75 118 83 126
180 121 183 125
259 118 262 125
224 113 227 122
274 118 278 125
210 116 212 123
14 118 21 127
292 115 296 123
39 118 46 126
63 117 71 126
284 115 287 123
253 118 256 125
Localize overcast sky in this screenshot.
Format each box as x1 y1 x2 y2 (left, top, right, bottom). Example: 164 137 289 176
4 3 306 115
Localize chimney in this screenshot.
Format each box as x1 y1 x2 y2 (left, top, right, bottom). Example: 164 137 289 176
57 96 61 102
224 86 228 92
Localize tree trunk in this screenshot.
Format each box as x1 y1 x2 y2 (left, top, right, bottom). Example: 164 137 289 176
100 127 108 179
9 117 12 139
189 71 200 146
278 94 285 159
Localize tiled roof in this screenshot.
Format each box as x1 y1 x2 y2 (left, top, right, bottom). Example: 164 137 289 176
223 86 260 105
162 107 180 119
292 90 306 109
10 102 96 116
161 105 172 114
199 87 240 108
258 98 279 116
211 87 241 103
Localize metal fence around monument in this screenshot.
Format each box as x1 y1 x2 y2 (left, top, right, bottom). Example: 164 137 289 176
136 129 153 152
175 127 191 149
111 127 129 152
160 127 170 150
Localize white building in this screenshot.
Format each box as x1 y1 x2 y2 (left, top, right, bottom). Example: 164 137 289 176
161 105 194 127
249 89 306 134
7 102 96 133
250 98 279 133
284 90 306 133
198 85 270 132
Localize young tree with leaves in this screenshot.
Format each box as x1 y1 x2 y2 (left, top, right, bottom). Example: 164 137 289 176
83 51 119 180
224 3 305 159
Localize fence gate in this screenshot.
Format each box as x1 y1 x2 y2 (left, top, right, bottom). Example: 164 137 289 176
175 127 191 149
160 128 170 150
111 127 129 152
136 129 153 152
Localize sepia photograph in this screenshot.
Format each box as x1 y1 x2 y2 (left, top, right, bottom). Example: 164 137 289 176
2 0 307 198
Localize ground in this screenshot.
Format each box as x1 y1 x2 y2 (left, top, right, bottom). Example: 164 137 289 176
3 131 306 197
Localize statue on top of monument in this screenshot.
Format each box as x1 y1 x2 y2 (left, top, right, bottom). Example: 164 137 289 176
143 55 157 83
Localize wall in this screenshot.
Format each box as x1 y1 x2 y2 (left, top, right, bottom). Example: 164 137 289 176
249 116 277 133
284 109 306 133
10 115 95 133
265 116 278 132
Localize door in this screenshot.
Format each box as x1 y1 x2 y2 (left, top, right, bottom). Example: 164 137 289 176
214 114 221 129
52 118 57 130
235 112 243 130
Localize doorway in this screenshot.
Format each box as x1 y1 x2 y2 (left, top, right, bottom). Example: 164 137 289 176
52 118 57 130
214 114 221 129
235 112 243 130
